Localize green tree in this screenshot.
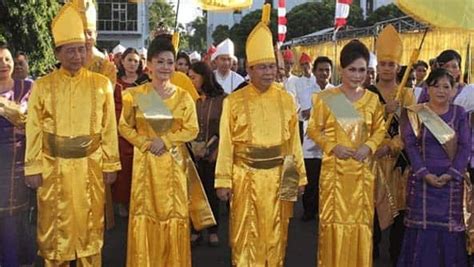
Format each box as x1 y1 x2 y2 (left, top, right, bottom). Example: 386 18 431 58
230 8 278 58
212 25 230 44
0 0 60 76
148 0 176 32
187 16 207 52
364 4 406 26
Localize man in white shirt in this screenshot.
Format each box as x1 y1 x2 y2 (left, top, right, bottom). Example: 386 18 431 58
294 53 316 141
312 56 334 90
212 38 245 93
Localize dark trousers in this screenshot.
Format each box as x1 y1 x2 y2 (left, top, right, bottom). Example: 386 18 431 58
302 158 322 218
389 211 405 266
0 215 20 267
194 159 220 234
299 121 304 145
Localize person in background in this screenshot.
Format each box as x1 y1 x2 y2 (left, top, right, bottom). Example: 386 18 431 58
138 47 148 74
188 62 226 247
189 51 201 64
212 38 245 93
364 52 378 88
12 51 32 81
413 60 428 87
295 52 316 142
308 40 385 267
112 44 126 69
398 68 470 266
176 51 191 74
0 41 35 267
313 56 334 90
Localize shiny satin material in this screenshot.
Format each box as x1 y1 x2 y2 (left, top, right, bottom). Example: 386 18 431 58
42 132 100 158
307 88 386 267
280 155 300 202
135 87 175 134
0 96 26 127
215 83 307 266
24 68 121 261
119 83 198 267
84 49 117 85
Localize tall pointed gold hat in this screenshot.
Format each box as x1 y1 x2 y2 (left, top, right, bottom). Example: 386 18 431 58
246 4 275 66
51 3 86 47
376 24 403 63
71 0 97 30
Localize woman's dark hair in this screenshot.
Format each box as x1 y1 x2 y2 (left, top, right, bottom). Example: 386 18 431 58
117 47 143 77
436 49 462 67
0 41 9 50
190 62 225 97
177 51 191 66
425 68 455 88
147 34 176 61
340 40 370 69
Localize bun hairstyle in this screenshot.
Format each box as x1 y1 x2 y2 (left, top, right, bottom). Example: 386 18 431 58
425 68 455 88
340 40 370 68
436 49 462 67
147 35 176 61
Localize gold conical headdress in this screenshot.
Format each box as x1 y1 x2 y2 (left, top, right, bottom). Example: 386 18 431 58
246 4 275 66
52 3 85 47
376 24 403 63
71 0 97 30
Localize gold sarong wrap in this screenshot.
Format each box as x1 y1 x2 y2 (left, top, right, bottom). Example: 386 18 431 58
407 104 457 160
43 132 101 158
0 96 26 127
136 87 215 231
234 143 300 202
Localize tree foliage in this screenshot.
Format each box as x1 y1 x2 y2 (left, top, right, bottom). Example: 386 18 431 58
187 16 207 52
364 4 406 26
0 0 60 76
148 0 176 32
212 25 230 45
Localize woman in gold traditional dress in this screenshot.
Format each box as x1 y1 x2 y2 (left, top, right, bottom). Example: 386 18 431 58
119 36 199 267
307 40 386 267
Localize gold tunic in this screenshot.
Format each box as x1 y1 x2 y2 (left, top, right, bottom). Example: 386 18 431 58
24 68 121 261
215 83 307 267
85 48 117 85
119 83 198 267
307 87 385 267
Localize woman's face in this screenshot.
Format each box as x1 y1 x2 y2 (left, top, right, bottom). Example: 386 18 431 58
188 69 204 92
440 59 460 81
0 48 14 81
121 52 140 75
341 58 367 89
149 51 175 82
176 57 189 74
428 76 453 106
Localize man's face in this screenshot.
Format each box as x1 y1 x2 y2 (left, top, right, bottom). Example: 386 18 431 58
283 59 294 77
377 60 398 82
56 43 86 74
215 55 232 74
364 67 376 87
247 62 277 91
13 55 29 80
84 29 97 51
301 62 312 76
314 62 332 86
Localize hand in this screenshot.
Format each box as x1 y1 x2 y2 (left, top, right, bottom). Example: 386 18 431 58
439 173 453 183
25 174 43 189
103 172 117 185
385 100 400 114
374 145 390 158
301 109 311 120
149 137 166 156
424 173 445 188
331 145 355 160
298 185 305 195
216 188 232 201
353 144 371 162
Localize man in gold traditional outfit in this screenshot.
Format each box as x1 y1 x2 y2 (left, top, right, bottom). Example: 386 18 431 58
215 4 307 266
368 24 415 264
24 3 120 266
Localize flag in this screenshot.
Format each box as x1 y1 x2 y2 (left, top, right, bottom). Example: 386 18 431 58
277 0 287 47
195 0 252 11
334 0 352 30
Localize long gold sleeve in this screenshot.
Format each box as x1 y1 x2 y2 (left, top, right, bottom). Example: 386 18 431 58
215 98 233 189
365 100 386 153
24 83 43 176
307 93 338 155
288 102 307 186
101 80 121 172
118 91 152 152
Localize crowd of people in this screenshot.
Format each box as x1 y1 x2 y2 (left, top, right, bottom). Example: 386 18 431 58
1 1 474 267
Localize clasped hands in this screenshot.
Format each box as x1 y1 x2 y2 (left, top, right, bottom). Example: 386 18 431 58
424 173 452 188
148 137 167 156
331 144 371 162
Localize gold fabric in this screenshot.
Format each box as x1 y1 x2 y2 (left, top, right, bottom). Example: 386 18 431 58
118 83 198 267
51 3 85 47
246 4 276 67
135 87 175 134
44 253 101 267
196 0 252 11
85 48 117 85
215 83 307 266
24 68 120 261
307 87 386 267
375 24 403 63
0 96 26 127
170 71 199 101
42 132 101 159
71 0 97 30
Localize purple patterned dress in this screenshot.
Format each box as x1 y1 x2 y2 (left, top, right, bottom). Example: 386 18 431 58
398 104 470 267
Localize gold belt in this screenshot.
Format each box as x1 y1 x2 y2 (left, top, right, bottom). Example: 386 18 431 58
234 144 284 169
43 132 101 158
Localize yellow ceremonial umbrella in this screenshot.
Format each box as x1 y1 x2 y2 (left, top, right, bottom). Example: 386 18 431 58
194 0 252 11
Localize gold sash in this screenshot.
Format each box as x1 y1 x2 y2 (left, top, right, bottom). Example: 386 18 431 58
318 89 367 147
43 132 101 158
406 104 457 160
136 85 216 230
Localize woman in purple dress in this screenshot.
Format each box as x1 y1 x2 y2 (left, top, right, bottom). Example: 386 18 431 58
0 42 34 266
398 68 470 266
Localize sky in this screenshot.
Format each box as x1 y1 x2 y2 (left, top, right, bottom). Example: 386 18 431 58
169 0 203 24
